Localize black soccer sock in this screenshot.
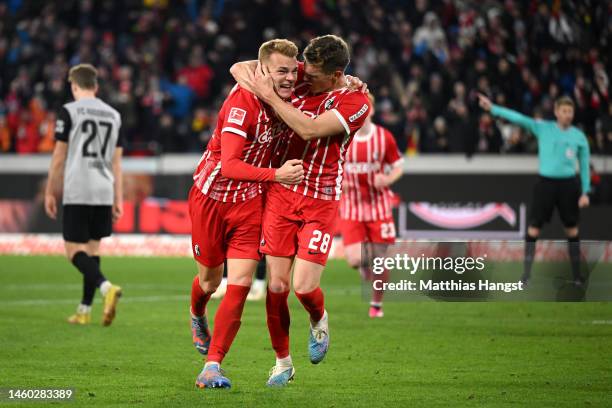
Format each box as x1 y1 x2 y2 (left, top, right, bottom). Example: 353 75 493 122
523 234 537 281
567 236 582 281
255 258 266 281
92 256 100 267
72 251 107 306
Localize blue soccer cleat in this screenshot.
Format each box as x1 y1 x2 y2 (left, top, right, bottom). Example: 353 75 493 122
191 314 211 355
308 310 329 364
195 363 231 389
266 365 295 387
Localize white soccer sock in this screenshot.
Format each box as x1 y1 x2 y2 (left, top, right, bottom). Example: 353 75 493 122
77 304 91 314
276 355 293 368
99 280 112 296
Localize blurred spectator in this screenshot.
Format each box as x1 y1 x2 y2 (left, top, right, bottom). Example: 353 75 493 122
0 0 610 156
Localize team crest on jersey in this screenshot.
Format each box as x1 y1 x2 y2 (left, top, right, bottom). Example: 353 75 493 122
228 108 247 126
194 244 200 256
324 96 336 110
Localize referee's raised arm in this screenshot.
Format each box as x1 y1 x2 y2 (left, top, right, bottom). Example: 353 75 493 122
477 93 541 136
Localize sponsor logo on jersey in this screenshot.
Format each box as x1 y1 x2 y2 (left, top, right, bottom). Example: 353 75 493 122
345 162 381 173
324 96 336 110
349 104 368 122
228 107 247 126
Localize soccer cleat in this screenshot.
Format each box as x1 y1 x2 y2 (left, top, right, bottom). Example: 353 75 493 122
247 279 266 301
102 285 122 326
67 312 91 325
267 365 295 387
195 363 231 389
191 314 211 355
211 278 227 299
369 306 384 318
308 310 329 364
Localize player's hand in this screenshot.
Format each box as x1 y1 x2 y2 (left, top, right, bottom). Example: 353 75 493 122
253 63 277 102
578 194 590 208
477 93 492 111
346 75 369 93
275 159 304 184
113 201 123 222
44 194 57 220
373 174 389 188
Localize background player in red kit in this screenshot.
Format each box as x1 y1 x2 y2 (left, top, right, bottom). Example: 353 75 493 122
188 39 304 389
340 93 403 318
235 35 370 386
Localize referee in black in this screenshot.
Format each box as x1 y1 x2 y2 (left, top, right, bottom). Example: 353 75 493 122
478 94 591 286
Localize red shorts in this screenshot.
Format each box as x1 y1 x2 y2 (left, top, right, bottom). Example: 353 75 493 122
260 183 338 266
340 218 396 246
188 186 262 267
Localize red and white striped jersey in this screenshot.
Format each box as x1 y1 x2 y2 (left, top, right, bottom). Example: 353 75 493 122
192 85 280 202
274 82 371 201
340 124 403 221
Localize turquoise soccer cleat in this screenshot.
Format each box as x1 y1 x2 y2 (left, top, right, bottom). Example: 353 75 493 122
266 365 295 387
195 363 231 389
308 310 329 364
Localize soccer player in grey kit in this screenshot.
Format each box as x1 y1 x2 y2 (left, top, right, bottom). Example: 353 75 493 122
45 64 124 325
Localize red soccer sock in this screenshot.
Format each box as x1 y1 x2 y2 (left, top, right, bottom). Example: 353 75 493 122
266 289 291 359
207 284 250 363
372 267 389 304
295 287 325 323
190 275 210 317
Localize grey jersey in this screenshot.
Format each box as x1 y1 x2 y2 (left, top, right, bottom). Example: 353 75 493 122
55 97 123 205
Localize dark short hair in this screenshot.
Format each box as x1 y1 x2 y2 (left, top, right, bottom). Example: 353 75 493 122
554 95 574 109
303 35 350 74
68 64 98 90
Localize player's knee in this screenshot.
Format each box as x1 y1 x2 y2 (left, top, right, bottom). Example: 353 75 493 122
527 226 540 238
268 277 290 293
199 280 219 295
293 280 317 294
565 226 579 238
345 253 361 269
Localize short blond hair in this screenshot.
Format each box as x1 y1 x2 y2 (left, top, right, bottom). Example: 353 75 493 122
68 64 98 90
555 95 574 109
258 39 298 62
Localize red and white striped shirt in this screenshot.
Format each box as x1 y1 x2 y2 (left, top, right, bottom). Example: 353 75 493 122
274 82 371 201
193 85 281 202
340 124 403 221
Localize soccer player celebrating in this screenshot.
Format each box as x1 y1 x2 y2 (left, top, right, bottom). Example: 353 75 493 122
478 94 591 286
189 39 304 389
340 93 403 318
234 34 371 386
45 64 123 326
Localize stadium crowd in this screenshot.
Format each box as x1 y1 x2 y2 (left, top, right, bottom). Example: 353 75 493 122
0 0 610 155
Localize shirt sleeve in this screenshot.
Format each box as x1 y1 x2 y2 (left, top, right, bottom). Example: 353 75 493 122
331 92 371 135
219 88 276 182
220 131 275 182
490 104 542 137
382 128 404 167
54 107 72 142
220 87 254 139
578 133 591 194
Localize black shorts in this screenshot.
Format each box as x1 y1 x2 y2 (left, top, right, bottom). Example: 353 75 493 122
62 205 113 243
529 176 581 229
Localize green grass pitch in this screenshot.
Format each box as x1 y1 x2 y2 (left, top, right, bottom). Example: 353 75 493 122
1 255 611 407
